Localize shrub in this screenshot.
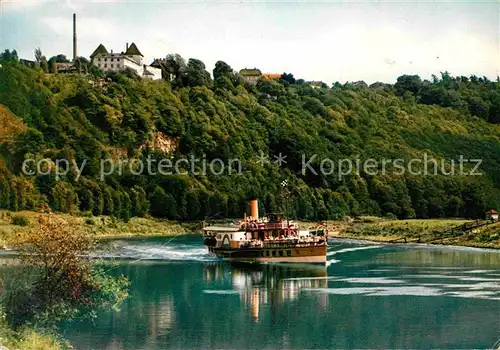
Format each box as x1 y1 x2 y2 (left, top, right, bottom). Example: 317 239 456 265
4 215 129 329
85 218 95 225
384 213 398 220
12 214 29 226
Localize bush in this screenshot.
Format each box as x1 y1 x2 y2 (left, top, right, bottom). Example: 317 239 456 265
3 215 129 329
85 218 95 225
384 213 398 220
12 214 29 226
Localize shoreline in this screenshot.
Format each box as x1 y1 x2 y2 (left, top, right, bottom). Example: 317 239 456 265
331 234 500 251
326 217 500 250
1 211 498 250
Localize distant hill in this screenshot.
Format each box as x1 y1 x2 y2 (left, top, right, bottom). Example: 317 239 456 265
0 56 499 221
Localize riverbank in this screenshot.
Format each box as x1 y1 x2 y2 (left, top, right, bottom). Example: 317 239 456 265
0 322 65 350
1 211 499 250
0 211 196 248
330 217 500 249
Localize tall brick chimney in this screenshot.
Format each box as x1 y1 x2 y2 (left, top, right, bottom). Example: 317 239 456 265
73 13 77 62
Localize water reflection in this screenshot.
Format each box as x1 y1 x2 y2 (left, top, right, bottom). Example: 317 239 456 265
203 262 328 321
51 237 500 349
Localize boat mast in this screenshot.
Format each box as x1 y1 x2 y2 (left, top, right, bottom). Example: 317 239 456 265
281 179 289 227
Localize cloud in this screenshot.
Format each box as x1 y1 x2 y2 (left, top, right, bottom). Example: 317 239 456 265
0 0 47 12
41 16 119 40
1 0 123 13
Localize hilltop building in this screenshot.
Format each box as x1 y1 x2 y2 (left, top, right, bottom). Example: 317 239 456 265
239 68 262 84
90 42 162 80
486 209 498 222
150 58 174 81
238 69 282 84
263 73 281 79
309 81 326 89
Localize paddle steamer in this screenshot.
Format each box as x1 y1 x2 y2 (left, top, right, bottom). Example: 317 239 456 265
203 200 328 264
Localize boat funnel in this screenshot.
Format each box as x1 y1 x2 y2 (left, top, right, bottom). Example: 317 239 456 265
250 199 259 220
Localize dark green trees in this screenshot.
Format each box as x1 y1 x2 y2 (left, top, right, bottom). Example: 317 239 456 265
0 53 499 221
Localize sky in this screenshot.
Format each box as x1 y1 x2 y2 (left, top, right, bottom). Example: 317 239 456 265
0 0 499 84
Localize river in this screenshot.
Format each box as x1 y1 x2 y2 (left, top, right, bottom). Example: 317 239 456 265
52 235 500 349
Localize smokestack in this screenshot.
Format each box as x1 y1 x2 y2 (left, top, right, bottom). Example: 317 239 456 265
73 13 77 62
250 199 259 220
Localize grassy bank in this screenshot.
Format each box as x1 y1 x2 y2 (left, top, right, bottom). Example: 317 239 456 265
0 321 65 350
1 211 498 250
0 211 197 249
333 217 500 249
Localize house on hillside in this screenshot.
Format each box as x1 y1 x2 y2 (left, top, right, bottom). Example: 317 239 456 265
55 62 79 74
150 58 173 81
309 81 326 89
90 42 162 80
263 73 281 79
239 68 262 84
486 209 498 222
20 59 36 68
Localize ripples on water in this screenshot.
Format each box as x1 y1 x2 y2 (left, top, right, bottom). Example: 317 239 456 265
54 235 500 349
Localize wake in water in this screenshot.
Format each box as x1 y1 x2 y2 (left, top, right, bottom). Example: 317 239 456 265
324 244 382 266
327 245 382 256
94 238 216 262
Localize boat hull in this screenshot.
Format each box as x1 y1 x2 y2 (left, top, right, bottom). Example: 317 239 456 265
209 244 327 264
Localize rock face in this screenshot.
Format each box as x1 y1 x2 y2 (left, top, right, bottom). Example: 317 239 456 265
141 132 178 153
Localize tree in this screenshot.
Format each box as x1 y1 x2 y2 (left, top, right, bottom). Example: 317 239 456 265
134 186 149 217
49 60 58 74
213 60 233 80
48 54 70 64
162 53 186 84
395 74 422 96
280 72 296 84
103 187 114 216
150 186 169 217
34 47 42 63
51 181 78 213
75 56 90 74
0 174 11 209
120 191 131 222
40 56 49 73
4 215 129 328
0 49 18 62
79 189 95 213
182 58 211 87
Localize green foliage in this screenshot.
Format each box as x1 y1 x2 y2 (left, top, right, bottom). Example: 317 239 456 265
3 216 129 329
0 49 19 62
12 213 29 226
0 55 499 221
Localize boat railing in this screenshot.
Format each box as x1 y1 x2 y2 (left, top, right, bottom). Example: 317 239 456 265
246 222 289 231
263 241 326 248
235 239 326 249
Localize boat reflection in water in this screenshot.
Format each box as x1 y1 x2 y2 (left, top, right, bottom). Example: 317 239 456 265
203 262 328 321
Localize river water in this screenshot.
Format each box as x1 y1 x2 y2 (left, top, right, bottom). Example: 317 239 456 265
54 235 499 349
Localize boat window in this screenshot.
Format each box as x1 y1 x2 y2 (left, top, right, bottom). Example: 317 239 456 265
287 250 292 257
266 251 270 257
260 251 264 257
272 251 276 257
279 251 284 257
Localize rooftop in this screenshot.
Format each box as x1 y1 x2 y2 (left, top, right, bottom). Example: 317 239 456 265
239 68 262 77
125 43 143 57
90 44 108 58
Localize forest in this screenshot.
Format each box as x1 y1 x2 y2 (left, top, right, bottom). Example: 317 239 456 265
0 49 499 221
